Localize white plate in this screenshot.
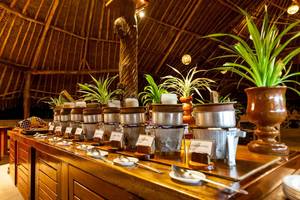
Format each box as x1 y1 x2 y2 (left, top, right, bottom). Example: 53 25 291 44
56 141 72 146
87 151 108 159
283 185 300 199
48 137 62 142
169 170 206 185
283 175 300 192
76 145 94 151
34 134 47 139
113 157 139 167
283 188 300 200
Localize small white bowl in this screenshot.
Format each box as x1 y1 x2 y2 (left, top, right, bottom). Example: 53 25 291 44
108 100 121 108
161 94 177 104
124 98 139 107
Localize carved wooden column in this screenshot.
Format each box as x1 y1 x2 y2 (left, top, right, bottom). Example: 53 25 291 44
113 0 138 98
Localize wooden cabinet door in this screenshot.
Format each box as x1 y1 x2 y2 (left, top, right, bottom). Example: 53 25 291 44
16 141 31 200
69 165 140 200
35 150 66 200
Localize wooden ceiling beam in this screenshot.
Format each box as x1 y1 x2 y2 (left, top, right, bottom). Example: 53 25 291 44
31 69 119 75
154 0 203 74
81 0 95 70
23 0 59 118
0 3 44 25
146 16 202 40
31 0 59 69
0 58 29 71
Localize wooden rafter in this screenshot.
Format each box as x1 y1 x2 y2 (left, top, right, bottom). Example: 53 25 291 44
154 0 204 74
81 0 95 70
0 59 29 71
31 69 118 75
31 0 59 69
23 0 59 118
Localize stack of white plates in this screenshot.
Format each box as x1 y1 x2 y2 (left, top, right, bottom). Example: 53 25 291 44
283 175 300 200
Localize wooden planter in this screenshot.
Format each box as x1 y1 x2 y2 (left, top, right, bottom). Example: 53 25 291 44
245 86 289 156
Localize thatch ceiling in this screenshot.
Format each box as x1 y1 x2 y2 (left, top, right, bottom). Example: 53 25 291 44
0 0 299 111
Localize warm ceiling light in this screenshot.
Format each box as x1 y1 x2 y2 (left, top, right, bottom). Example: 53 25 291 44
182 54 192 65
287 1 299 15
138 10 145 18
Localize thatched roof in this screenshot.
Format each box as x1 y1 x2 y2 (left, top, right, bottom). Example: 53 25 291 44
0 0 299 112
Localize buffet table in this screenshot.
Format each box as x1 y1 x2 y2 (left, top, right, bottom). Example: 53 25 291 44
8 129 300 200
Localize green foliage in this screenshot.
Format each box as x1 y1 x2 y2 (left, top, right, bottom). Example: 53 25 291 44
162 65 214 99
39 95 67 109
205 6 300 95
195 93 231 104
138 74 168 105
78 74 121 104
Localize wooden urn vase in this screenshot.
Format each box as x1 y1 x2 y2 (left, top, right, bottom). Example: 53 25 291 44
245 87 289 156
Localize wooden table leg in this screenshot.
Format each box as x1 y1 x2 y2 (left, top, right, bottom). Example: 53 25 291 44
4 128 8 155
0 128 4 161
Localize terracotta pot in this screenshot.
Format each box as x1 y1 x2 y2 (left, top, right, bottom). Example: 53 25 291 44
245 86 289 156
179 96 194 125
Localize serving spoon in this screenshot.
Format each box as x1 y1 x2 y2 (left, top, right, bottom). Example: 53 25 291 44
171 165 248 195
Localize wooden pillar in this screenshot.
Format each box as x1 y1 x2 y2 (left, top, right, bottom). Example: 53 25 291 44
113 0 138 98
23 72 31 118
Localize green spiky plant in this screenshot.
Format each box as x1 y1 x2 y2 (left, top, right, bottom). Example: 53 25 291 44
161 65 214 100
138 74 168 105
204 6 300 94
195 93 231 104
39 95 68 109
78 74 122 104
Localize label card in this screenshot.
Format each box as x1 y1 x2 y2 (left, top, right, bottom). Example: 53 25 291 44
189 140 213 155
94 129 104 139
49 125 54 131
55 126 62 132
109 131 123 141
65 127 72 134
136 135 155 147
75 128 83 135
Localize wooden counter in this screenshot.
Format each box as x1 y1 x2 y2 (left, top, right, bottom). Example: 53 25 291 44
0 125 13 160
9 130 300 200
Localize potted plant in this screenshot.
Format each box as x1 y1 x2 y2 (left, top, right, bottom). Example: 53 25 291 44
205 7 300 155
138 74 168 106
39 94 68 122
162 65 214 124
40 93 68 108
78 74 122 105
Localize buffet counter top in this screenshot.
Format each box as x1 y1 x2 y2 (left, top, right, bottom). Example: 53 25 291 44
9 129 300 200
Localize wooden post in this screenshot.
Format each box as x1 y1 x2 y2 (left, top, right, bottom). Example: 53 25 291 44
112 0 138 98
23 72 31 118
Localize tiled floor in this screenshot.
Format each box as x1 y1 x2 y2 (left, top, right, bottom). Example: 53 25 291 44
0 163 23 200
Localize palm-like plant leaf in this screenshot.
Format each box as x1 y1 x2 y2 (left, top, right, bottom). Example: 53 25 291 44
138 74 168 105
78 74 121 104
205 6 300 94
39 94 68 109
162 65 214 98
